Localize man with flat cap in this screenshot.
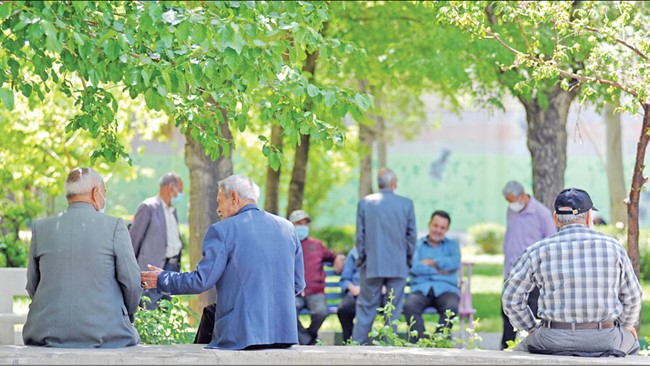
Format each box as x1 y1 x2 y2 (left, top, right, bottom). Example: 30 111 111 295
502 188 642 356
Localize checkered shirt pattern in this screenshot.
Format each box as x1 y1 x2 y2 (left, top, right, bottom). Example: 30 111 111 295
502 224 643 332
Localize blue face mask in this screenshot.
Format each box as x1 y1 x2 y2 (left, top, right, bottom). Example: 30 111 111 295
172 192 184 206
171 184 184 206
98 189 106 214
295 225 309 241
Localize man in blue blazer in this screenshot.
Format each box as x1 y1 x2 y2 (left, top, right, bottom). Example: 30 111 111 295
352 167 417 345
141 174 305 350
129 172 184 309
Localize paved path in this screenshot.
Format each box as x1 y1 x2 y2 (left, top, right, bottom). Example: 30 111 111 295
0 344 646 365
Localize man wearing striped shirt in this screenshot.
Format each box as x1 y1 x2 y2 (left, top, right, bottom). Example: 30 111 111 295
502 188 642 357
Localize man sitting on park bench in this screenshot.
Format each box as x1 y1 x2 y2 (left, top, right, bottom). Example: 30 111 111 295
290 209 344 345
503 188 642 357
403 210 460 343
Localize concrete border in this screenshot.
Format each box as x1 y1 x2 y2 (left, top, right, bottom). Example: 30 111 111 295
0 344 646 365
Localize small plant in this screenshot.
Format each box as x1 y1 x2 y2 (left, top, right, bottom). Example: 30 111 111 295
369 289 411 347
467 223 505 255
134 296 198 344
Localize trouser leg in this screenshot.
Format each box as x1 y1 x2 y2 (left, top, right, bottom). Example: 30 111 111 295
337 293 356 343
305 293 328 344
403 291 430 342
193 303 216 344
352 271 384 345
432 291 460 331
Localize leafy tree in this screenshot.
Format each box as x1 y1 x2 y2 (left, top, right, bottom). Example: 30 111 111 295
438 0 650 291
1 1 371 316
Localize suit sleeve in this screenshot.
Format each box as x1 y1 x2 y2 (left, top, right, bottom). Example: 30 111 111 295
355 200 366 267
129 202 152 259
26 222 39 298
435 240 461 272
294 234 306 295
339 251 357 292
159 225 229 294
405 201 417 267
114 219 143 317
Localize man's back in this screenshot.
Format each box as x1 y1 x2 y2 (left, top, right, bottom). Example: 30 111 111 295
23 202 141 348
357 190 417 278
159 205 305 349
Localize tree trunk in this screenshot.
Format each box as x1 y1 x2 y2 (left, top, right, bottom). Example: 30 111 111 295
376 114 387 169
604 101 627 225
518 85 578 209
264 124 283 215
627 104 649 281
287 134 310 216
358 80 374 198
183 116 233 325
286 49 318 216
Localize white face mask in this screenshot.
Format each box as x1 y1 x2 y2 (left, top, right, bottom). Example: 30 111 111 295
509 201 525 213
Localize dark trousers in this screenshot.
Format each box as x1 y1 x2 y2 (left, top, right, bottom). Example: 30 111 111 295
403 289 459 343
501 286 540 350
194 303 216 344
337 292 357 343
296 293 328 345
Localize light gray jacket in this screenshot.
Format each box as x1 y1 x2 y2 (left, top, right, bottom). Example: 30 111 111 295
23 202 141 348
356 189 417 279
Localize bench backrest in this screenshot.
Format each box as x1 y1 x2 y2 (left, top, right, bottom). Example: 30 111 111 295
0 267 28 345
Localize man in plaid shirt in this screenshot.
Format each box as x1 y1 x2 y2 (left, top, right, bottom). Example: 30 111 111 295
502 188 642 356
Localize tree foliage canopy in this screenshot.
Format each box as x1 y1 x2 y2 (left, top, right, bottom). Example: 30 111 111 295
0 1 372 166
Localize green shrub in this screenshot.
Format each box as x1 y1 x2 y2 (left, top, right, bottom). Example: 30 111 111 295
311 225 356 254
467 223 505 255
134 296 198 344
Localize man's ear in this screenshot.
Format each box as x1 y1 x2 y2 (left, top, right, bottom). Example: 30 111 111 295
230 190 238 203
553 212 560 227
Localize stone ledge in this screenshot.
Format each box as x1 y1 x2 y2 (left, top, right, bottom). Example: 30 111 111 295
0 344 646 365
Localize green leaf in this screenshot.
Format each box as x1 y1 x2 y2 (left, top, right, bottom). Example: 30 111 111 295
307 84 319 97
104 40 121 61
176 21 190 40
0 88 14 110
0 2 11 19
354 93 371 111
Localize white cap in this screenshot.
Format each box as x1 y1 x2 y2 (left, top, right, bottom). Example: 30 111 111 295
289 209 311 223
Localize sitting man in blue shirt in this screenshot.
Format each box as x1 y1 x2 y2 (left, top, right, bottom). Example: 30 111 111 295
403 210 460 343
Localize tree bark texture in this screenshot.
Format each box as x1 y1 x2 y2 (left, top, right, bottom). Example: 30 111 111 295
604 101 627 225
518 85 578 210
358 80 374 198
626 104 649 281
286 49 318 216
183 117 233 325
286 134 310 217
264 124 283 215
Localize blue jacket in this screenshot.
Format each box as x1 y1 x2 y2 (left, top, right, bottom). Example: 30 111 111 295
339 248 360 294
409 236 460 296
158 204 305 350
356 189 417 278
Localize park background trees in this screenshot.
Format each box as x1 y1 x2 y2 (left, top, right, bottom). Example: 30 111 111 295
1 0 649 323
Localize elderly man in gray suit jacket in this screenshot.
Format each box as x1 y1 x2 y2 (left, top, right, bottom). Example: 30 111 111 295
352 167 417 345
23 167 142 348
129 172 184 309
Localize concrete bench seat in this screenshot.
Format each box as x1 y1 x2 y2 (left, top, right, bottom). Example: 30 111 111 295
0 344 646 365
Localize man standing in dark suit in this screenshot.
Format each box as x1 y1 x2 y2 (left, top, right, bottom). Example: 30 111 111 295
129 172 184 309
352 167 417 345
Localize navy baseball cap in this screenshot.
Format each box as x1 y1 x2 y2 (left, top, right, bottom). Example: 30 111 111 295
554 188 597 215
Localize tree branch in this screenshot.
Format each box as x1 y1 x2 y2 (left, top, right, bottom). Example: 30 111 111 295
583 26 649 61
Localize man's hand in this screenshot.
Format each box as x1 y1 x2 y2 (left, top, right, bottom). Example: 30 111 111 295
381 285 387 295
626 325 638 340
140 265 163 289
333 254 345 274
421 258 436 268
348 284 360 297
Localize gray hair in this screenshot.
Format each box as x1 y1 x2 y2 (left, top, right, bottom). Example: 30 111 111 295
64 167 104 198
556 211 589 225
159 172 180 187
218 175 260 202
503 180 525 197
377 168 397 189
